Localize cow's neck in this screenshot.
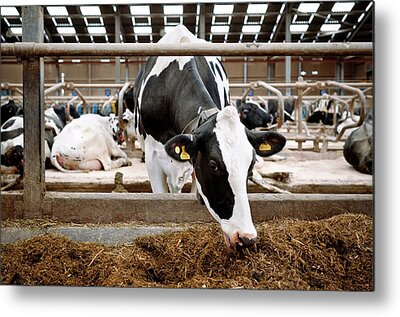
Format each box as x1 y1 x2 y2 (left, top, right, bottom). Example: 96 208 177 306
171 71 220 134
181 107 219 134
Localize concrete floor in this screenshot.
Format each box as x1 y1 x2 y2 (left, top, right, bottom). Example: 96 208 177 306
42 146 372 194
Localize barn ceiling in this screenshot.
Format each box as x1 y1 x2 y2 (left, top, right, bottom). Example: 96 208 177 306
1 1 373 45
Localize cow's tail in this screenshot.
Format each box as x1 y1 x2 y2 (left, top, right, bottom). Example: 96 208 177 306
50 152 86 173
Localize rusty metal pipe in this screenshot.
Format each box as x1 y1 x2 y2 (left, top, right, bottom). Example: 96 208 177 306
66 96 79 122
326 80 366 121
117 82 132 131
44 82 66 96
1 42 373 57
102 95 117 115
253 81 285 129
69 87 88 114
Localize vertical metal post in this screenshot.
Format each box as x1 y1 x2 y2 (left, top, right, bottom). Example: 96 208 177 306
125 60 129 82
243 57 248 94
22 6 45 218
296 77 304 151
115 10 121 84
267 61 275 96
285 4 292 95
336 59 344 94
199 4 206 40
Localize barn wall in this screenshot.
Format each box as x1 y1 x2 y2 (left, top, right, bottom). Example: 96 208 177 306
1 58 372 98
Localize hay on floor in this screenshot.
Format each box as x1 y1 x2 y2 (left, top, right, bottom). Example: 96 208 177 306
1 213 373 290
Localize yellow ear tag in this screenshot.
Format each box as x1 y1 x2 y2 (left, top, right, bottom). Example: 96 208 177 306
175 146 181 154
180 146 191 160
259 142 271 151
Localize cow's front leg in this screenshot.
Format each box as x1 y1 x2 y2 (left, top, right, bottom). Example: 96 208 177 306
144 149 168 193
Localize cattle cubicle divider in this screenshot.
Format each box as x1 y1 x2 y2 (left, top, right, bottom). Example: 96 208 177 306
235 80 372 152
0 7 373 223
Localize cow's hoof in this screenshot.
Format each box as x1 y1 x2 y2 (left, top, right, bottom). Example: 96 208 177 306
124 159 132 167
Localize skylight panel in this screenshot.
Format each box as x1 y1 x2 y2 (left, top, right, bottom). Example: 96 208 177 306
211 25 230 34
331 2 355 12
297 3 320 13
213 4 234 15
57 26 76 35
320 23 341 32
10 27 22 35
133 26 152 35
246 4 268 14
164 5 183 15
47 6 68 16
80 6 101 16
242 25 261 34
130 5 150 15
1 7 20 16
290 24 309 33
133 16 151 25
87 26 106 34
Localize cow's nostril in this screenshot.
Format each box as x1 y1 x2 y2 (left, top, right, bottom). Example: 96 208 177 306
237 236 257 249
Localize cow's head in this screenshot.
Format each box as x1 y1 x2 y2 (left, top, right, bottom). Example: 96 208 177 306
165 106 286 250
2 145 24 175
122 109 137 141
236 99 273 130
108 113 124 145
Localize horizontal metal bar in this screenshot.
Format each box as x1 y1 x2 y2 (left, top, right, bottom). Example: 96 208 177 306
2 81 374 90
2 192 372 223
1 42 373 57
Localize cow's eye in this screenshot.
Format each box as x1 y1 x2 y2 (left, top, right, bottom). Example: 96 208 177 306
209 160 218 172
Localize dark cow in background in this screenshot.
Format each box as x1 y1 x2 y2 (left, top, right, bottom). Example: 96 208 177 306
343 111 373 175
1 99 23 125
235 97 294 128
235 99 273 130
307 99 341 126
266 98 295 124
133 25 286 250
1 104 80 174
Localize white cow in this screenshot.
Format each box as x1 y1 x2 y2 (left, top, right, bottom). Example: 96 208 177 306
50 114 131 172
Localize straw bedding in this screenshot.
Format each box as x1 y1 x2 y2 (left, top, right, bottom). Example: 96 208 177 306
1 213 373 290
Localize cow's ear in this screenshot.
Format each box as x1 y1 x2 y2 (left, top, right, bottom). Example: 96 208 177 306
165 134 197 162
246 130 286 157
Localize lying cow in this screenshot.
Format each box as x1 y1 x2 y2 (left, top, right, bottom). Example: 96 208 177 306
307 99 341 126
235 99 273 130
1 104 79 173
1 99 23 125
50 113 131 172
343 111 373 175
266 98 295 124
132 25 286 250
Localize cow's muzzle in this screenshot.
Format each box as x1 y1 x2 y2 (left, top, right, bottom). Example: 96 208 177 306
223 232 257 250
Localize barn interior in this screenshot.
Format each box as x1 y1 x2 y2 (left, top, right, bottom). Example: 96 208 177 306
1 1 373 290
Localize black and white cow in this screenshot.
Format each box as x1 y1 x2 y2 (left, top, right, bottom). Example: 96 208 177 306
50 113 131 172
307 99 341 126
266 98 295 124
235 99 273 130
1 99 23 125
343 111 373 175
0 104 80 173
132 25 286 249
